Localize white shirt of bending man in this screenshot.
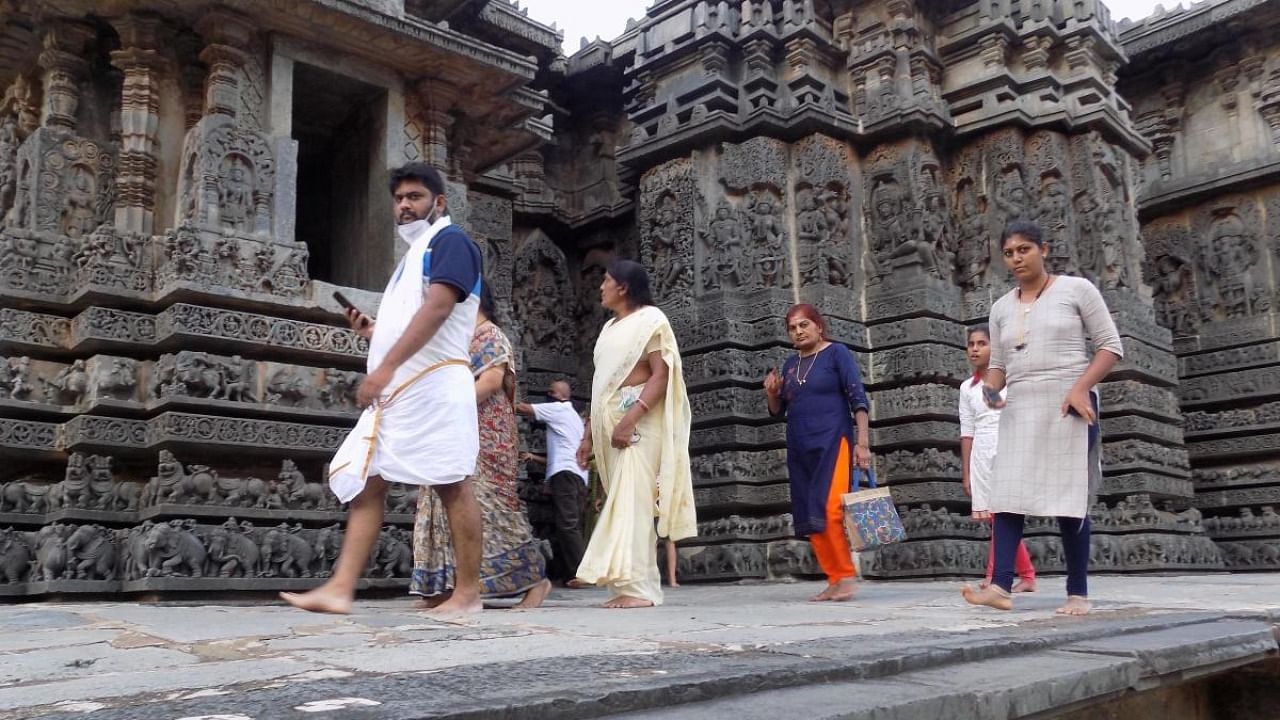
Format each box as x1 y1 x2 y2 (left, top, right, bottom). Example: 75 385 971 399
531 400 589 484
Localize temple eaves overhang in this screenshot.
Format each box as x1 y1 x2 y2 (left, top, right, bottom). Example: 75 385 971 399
1119 0 1275 63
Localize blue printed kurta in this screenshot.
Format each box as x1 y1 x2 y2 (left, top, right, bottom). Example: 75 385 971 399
773 343 870 536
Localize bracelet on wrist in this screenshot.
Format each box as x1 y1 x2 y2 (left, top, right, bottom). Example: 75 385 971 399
636 398 651 413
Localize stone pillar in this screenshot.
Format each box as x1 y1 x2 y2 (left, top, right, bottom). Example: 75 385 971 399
37 21 95 133
110 14 167 235
413 78 458 171
195 12 253 120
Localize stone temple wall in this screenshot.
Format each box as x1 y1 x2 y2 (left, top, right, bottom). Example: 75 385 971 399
0 0 558 595
1120 0 1280 573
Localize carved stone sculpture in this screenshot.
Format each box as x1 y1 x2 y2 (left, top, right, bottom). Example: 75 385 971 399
206 519 261 578
43 359 88 405
278 459 333 510
370 526 412 578
144 520 207 577
64 524 117 580
32 525 70 581
1 357 33 400
0 528 32 583
0 478 55 514
260 523 315 578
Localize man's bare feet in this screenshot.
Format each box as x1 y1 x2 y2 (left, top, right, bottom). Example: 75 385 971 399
1012 578 1037 593
961 583 1012 611
513 579 552 610
667 573 680 588
979 578 992 590
603 595 653 609
1056 595 1091 615
280 585 353 615
427 591 483 618
828 578 858 602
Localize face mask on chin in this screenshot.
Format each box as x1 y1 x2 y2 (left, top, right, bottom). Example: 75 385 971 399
396 218 429 244
395 200 443 244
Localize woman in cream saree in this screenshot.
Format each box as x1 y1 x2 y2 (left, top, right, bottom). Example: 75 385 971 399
575 260 696 608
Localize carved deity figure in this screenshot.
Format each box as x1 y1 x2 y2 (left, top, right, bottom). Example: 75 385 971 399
1036 175 1074 274
868 180 908 282
0 117 17 220
795 187 827 286
62 166 99 239
820 188 851 286
5 357 32 399
219 355 255 402
992 166 1031 230
1073 192 1103 285
1151 253 1195 335
701 200 747 291
649 196 688 296
1199 211 1259 319
1098 202 1129 290
44 359 88 405
219 157 254 231
747 192 788 288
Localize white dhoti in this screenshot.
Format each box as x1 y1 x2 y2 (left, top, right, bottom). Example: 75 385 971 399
329 361 477 503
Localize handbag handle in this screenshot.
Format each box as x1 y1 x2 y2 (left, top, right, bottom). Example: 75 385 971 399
853 465 877 489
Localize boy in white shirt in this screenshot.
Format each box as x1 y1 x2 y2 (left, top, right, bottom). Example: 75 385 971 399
960 325 1036 592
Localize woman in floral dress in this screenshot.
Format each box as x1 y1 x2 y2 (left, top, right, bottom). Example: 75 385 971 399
411 283 551 608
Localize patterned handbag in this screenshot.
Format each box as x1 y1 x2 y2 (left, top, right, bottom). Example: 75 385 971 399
841 468 907 552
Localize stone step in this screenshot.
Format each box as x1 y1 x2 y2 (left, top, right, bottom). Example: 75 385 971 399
34 612 1275 720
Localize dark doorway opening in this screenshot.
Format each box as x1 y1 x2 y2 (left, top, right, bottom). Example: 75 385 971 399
292 63 387 290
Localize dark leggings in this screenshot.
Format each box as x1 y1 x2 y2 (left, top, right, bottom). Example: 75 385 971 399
992 393 1099 596
991 513 1089 596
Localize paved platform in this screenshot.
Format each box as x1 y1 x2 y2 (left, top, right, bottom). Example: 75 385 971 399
2 575 1278 720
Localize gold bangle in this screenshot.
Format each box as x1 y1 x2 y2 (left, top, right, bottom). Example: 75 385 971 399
636 398 651 412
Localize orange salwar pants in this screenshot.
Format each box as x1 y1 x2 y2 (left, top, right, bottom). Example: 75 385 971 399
808 438 856 583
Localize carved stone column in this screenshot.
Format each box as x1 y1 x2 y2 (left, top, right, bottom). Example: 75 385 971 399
195 12 253 120
37 21 95 133
413 78 458 171
110 14 167 235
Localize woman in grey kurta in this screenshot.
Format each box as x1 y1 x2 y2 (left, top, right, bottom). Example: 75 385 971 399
962 220 1123 616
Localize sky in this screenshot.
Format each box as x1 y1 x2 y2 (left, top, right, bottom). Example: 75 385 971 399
516 0 1175 52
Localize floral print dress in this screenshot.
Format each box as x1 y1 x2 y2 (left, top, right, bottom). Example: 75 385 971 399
411 322 547 598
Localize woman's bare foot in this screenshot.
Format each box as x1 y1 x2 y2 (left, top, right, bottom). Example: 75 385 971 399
280 585 353 615
566 578 594 589
961 583 1012 611
978 579 992 590
428 591 483 618
666 573 680 588
1012 578 1037 593
412 592 450 610
810 583 836 602
1056 595 1091 616
513 579 552 609
828 578 858 602
603 595 653 609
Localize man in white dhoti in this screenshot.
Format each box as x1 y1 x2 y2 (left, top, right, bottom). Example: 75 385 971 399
282 163 485 616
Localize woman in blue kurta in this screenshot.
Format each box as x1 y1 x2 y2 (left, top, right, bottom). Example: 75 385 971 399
765 304 872 602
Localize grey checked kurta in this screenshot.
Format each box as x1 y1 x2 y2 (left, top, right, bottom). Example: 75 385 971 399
987 275 1123 519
